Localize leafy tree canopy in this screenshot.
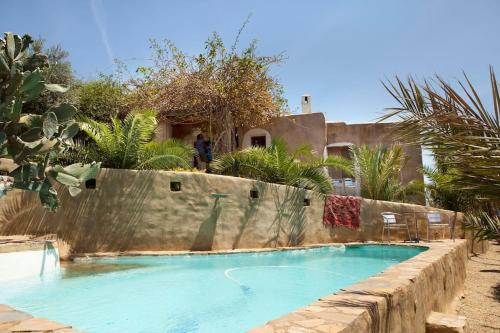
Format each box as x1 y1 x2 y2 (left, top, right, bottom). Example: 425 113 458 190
129 28 288 153
77 79 130 122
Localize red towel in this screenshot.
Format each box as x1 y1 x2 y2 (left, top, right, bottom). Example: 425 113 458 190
323 195 361 229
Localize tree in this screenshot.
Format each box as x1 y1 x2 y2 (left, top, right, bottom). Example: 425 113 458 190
129 30 287 154
212 138 349 194
348 145 422 202
80 110 194 170
0 32 100 211
24 38 78 115
382 68 500 239
423 163 475 213
381 68 500 200
77 79 130 122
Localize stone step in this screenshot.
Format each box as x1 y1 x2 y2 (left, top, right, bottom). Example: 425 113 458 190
426 311 467 333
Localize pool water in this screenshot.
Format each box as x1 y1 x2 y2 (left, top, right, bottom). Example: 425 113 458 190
1 245 424 333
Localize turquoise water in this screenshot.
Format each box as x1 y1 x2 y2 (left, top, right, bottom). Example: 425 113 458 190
1 245 424 333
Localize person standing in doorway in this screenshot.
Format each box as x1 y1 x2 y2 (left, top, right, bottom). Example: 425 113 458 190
194 134 211 171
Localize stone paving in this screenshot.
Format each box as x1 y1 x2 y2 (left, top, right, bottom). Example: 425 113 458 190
0 304 83 333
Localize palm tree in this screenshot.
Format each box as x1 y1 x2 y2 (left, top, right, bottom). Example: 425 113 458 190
381 68 500 199
212 138 350 194
382 68 500 239
80 110 194 170
348 145 422 202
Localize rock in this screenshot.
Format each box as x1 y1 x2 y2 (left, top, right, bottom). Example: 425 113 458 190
426 311 467 333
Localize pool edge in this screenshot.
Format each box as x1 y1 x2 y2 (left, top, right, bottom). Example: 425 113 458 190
248 239 467 333
68 241 429 260
0 241 464 333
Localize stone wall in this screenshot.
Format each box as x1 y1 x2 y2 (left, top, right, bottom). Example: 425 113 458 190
0 169 463 254
250 240 468 333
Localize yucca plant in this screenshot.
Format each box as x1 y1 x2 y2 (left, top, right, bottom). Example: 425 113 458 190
80 110 194 170
212 138 350 194
348 145 423 202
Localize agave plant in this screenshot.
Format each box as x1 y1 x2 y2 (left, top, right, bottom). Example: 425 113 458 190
348 145 423 202
80 110 194 170
212 138 350 194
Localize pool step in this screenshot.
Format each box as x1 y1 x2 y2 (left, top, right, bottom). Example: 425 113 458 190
0 304 82 333
426 311 467 333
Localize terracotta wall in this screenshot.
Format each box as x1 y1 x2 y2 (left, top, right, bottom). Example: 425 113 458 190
241 113 327 155
326 122 423 184
0 170 462 254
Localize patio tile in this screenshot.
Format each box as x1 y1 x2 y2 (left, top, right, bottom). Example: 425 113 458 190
0 311 32 325
0 306 14 314
9 318 71 332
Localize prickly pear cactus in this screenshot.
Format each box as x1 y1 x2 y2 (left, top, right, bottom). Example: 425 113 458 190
0 32 100 211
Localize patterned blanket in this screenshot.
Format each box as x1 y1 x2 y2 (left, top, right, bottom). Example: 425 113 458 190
323 195 361 229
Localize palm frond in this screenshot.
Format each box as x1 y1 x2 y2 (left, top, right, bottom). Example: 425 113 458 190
382 68 500 199
212 138 338 194
81 110 192 170
138 139 193 170
463 212 500 241
350 145 419 201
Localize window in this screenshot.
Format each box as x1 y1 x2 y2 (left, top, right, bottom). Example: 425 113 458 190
251 136 267 147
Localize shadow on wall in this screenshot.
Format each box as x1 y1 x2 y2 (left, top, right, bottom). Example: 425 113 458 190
0 169 156 253
191 197 223 251
232 181 268 249
265 184 308 247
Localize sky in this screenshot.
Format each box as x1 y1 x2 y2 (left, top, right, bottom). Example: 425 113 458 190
2 0 499 125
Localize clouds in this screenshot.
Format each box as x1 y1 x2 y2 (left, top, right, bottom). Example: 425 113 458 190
90 0 114 65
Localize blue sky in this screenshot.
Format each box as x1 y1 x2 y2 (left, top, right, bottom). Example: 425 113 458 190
2 0 499 124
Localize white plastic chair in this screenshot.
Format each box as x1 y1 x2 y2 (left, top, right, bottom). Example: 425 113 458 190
381 212 411 243
425 211 450 241
344 178 354 187
332 179 343 187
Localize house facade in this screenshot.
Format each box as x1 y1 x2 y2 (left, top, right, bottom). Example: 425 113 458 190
156 95 423 195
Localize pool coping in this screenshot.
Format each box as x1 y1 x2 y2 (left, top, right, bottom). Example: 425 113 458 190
68 241 429 259
248 239 468 333
0 240 466 333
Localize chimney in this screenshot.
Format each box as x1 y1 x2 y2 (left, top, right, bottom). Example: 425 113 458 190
301 95 312 114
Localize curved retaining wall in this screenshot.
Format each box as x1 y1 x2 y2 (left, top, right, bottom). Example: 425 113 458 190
0 169 463 254
250 240 468 333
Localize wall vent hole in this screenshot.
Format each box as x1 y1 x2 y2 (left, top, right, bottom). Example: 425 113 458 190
85 179 96 189
170 181 182 192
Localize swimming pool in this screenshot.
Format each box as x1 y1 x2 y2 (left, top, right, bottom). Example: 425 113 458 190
0 245 425 333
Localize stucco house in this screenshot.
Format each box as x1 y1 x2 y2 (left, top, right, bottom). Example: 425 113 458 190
155 95 423 195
